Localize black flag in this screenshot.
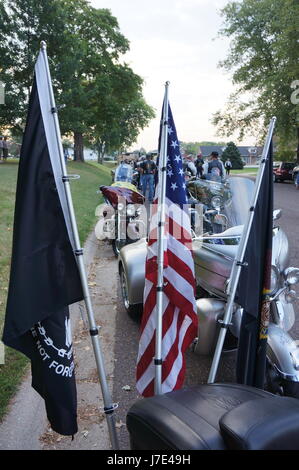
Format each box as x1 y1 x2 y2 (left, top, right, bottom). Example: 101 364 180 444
2 53 84 436
236 141 273 388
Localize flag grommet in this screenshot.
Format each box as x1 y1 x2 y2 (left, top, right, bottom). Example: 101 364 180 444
104 403 118 414
236 261 248 267
154 359 163 365
75 249 83 256
89 327 99 336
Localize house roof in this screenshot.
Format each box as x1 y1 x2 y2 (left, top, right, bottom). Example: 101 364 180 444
199 145 264 158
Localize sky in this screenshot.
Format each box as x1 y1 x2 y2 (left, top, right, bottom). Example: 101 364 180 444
91 0 252 152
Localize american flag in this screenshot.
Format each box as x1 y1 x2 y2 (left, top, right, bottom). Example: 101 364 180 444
136 103 198 397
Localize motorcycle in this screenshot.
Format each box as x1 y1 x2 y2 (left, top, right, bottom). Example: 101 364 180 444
118 176 299 398
97 162 146 256
192 177 299 397
186 176 232 234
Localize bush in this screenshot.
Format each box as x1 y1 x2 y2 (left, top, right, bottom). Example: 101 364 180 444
221 142 245 170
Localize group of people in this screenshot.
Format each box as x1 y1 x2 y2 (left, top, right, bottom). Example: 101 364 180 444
115 154 157 202
134 154 157 202
119 150 232 201
0 136 9 162
183 152 232 181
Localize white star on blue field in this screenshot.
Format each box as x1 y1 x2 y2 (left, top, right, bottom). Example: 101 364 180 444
165 105 188 205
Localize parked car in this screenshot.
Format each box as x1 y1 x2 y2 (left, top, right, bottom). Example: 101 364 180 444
273 162 296 182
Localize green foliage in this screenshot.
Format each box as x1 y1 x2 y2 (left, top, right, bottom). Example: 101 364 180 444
0 0 155 159
221 141 244 169
212 0 299 158
87 63 155 161
275 149 297 163
181 141 226 155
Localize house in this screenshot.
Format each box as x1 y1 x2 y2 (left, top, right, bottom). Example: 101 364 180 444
199 145 264 165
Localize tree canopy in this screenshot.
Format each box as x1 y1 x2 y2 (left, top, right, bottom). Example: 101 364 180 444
181 141 226 155
0 0 155 160
212 0 299 160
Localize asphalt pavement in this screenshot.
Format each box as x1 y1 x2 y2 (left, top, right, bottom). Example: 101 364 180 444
113 177 299 449
0 177 298 450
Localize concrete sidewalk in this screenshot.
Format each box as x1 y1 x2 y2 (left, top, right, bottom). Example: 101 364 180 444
0 232 119 450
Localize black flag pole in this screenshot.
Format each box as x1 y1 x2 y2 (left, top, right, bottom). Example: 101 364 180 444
207 116 276 384
39 42 119 449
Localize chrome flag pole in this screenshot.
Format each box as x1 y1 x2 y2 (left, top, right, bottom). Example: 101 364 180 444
208 116 276 384
39 42 119 449
155 82 170 395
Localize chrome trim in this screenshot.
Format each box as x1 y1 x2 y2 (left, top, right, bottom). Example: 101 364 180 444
273 363 299 383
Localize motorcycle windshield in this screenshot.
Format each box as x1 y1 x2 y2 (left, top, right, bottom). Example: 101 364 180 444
223 177 255 228
114 163 133 183
188 176 255 238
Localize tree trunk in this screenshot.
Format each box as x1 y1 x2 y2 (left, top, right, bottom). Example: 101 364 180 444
74 132 84 162
97 142 105 164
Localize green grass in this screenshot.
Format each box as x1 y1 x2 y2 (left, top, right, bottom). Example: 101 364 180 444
0 160 111 421
231 167 258 175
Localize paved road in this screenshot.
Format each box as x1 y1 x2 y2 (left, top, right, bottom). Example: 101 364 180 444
113 178 299 449
1 178 297 450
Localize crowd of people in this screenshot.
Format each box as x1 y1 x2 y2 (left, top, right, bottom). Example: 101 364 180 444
124 150 232 202
182 151 232 182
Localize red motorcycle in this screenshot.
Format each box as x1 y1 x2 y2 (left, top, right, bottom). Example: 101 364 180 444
98 163 146 256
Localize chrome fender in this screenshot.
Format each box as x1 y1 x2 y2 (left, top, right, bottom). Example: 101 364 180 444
194 298 242 356
118 238 147 306
267 324 299 383
193 298 225 356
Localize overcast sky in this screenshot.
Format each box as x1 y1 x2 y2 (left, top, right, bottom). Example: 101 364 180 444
91 0 250 151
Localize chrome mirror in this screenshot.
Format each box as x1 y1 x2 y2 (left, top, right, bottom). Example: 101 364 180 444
273 209 282 221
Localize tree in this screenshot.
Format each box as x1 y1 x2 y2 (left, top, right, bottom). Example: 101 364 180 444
221 142 244 169
212 0 299 161
181 141 226 155
0 0 154 161
86 63 155 162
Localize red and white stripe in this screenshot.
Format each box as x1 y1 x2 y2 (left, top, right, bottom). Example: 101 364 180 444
136 196 198 397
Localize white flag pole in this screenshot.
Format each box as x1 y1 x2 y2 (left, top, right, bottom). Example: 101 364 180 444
155 82 170 395
208 116 276 384
39 41 119 449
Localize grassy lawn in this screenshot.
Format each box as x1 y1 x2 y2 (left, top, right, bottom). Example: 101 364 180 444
0 160 111 421
231 167 258 175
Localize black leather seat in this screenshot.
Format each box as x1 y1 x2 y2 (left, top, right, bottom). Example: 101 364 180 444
126 383 299 450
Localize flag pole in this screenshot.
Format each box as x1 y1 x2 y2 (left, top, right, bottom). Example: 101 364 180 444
39 42 119 449
155 81 170 395
207 116 276 384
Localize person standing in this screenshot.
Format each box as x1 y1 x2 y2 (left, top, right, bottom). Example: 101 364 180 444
195 153 204 177
0 136 3 162
141 153 156 202
207 152 224 181
3 136 9 161
224 158 232 176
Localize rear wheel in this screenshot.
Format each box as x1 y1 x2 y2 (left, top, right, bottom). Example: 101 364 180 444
119 265 143 320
